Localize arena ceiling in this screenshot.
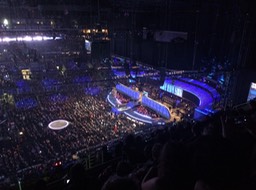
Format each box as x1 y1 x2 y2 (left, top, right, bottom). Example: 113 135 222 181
1 0 255 19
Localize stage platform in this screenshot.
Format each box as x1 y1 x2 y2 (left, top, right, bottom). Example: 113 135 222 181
172 79 214 108
107 92 170 125
180 78 220 99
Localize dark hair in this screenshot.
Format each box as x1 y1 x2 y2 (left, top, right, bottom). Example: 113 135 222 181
157 141 191 190
158 141 187 179
34 179 47 190
151 143 163 161
69 163 86 180
116 161 132 177
102 177 139 190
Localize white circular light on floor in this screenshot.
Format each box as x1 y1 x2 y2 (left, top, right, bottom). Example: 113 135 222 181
48 120 69 130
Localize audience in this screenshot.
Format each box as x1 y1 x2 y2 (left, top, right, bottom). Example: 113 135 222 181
115 92 131 104
136 105 159 119
0 87 145 184
65 163 87 190
0 56 255 190
102 177 140 190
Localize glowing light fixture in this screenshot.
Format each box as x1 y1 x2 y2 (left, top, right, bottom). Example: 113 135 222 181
23 36 33 41
33 36 43 41
3 18 8 26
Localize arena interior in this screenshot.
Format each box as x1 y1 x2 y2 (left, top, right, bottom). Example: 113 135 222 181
0 1 256 190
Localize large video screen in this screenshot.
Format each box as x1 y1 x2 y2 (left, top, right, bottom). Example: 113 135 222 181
160 82 183 97
85 40 91 53
247 82 256 101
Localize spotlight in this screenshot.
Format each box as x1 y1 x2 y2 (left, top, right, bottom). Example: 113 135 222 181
3 18 8 26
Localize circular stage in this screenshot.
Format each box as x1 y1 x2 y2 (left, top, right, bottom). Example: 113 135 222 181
48 120 69 130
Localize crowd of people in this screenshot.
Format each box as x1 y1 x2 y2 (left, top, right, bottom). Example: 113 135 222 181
115 92 131 104
0 85 151 184
2 90 254 190
48 111 256 190
0 71 254 190
136 105 159 119
0 48 254 190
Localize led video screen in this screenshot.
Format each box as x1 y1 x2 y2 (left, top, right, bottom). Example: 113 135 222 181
247 82 256 101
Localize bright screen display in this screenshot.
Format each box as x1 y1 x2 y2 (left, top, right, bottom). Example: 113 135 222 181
247 82 256 101
85 40 91 53
160 82 183 97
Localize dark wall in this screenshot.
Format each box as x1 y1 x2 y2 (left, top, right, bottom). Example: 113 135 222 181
109 0 255 72
111 37 192 70
91 41 111 61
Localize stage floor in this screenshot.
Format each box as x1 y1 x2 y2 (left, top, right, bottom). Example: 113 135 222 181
107 92 171 125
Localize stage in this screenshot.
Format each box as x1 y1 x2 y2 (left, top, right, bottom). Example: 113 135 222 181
107 92 171 125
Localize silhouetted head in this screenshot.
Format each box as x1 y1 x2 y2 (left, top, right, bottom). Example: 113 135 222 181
102 177 139 190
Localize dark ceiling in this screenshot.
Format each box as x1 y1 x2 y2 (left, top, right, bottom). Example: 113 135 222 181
0 0 255 70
